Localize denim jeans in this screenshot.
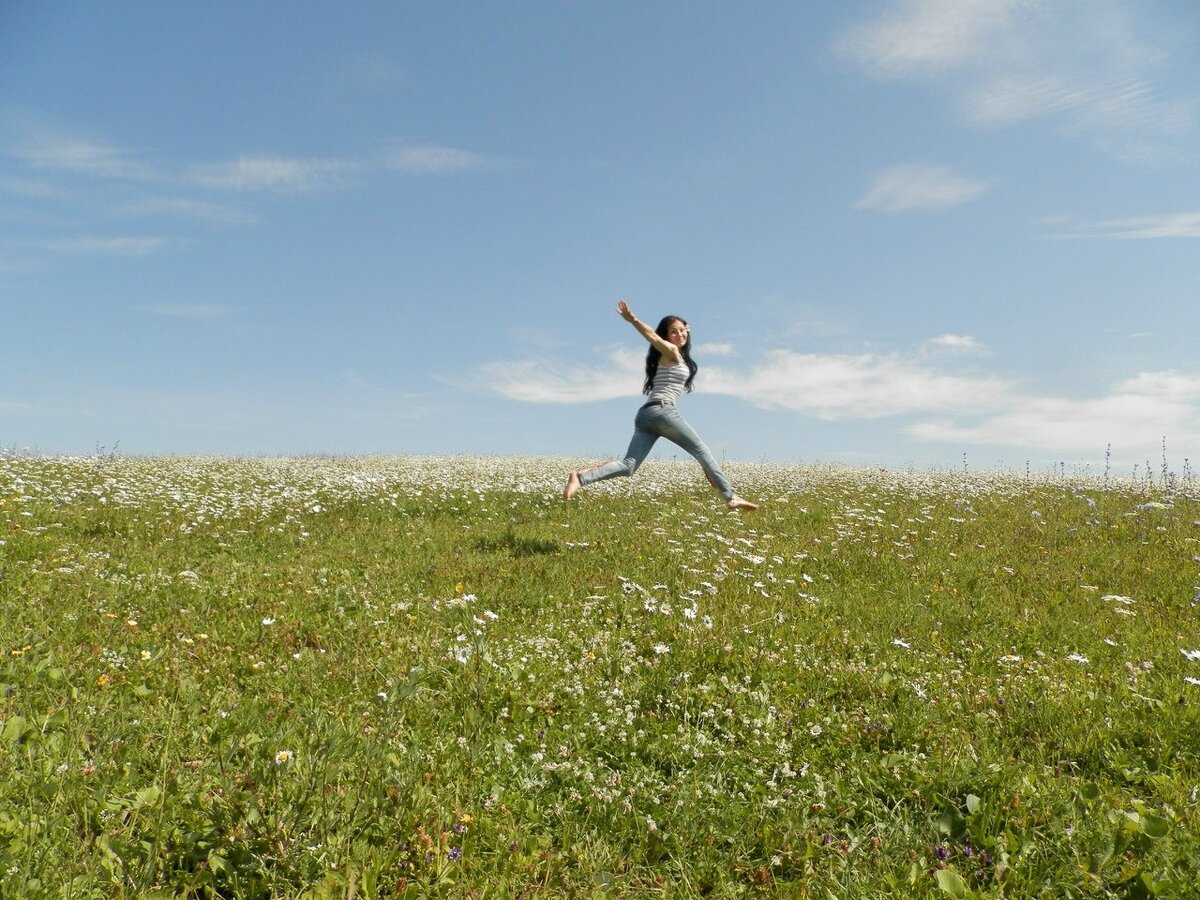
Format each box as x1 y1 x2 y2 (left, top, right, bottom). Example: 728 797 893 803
579 404 734 500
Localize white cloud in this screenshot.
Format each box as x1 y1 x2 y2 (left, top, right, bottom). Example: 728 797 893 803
836 0 1196 154
190 155 360 192
384 143 490 174
1045 211 1200 239
924 334 987 354
480 348 644 404
835 0 1025 78
137 303 233 318
483 342 1200 462
694 341 735 356
856 164 990 213
484 346 1013 419
703 350 1012 419
908 370 1200 458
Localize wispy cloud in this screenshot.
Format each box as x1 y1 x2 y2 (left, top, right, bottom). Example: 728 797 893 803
189 155 360 192
137 303 233 318
342 52 408 92
8 124 157 181
908 371 1200 458
508 326 569 350
836 0 1196 155
119 196 259 225
856 164 991 213
30 236 175 256
1043 211 1200 239
0 174 63 198
4 117 495 200
384 143 492 174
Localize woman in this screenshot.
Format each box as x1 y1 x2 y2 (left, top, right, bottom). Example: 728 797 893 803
563 300 758 511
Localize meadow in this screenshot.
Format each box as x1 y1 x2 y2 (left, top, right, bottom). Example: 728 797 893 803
1 452 1198 899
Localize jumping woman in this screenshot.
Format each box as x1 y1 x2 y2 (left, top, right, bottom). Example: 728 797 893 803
563 300 758 511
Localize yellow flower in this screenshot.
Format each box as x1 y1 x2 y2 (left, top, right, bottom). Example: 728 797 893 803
96 673 109 686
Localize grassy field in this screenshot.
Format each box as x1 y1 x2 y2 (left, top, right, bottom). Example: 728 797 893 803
1 453 1199 898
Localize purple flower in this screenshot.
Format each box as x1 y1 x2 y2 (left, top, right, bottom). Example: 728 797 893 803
962 843 974 858
452 822 467 834
449 846 462 861
934 845 949 862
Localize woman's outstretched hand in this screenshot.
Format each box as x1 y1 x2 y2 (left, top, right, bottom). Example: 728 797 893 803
617 299 636 322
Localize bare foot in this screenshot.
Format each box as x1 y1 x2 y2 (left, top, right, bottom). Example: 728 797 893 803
563 472 581 501
727 495 758 511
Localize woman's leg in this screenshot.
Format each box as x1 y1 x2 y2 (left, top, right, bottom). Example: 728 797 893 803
648 408 756 509
565 423 658 497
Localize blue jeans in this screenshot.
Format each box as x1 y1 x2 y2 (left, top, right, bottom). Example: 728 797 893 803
579 404 734 500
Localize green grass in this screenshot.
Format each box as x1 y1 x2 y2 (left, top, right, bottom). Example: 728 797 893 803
2 453 1199 898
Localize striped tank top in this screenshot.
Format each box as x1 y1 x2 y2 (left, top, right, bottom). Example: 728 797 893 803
647 362 689 405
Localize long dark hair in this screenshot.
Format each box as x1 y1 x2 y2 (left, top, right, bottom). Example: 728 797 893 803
642 315 697 395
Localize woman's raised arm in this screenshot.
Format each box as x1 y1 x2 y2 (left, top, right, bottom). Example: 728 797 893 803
617 300 681 363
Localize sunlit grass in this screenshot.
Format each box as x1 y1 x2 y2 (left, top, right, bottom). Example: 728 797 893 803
2 453 1198 898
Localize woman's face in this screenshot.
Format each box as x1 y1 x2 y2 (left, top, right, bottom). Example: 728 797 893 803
666 319 689 347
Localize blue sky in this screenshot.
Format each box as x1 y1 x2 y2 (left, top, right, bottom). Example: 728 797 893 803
3 1 1198 472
